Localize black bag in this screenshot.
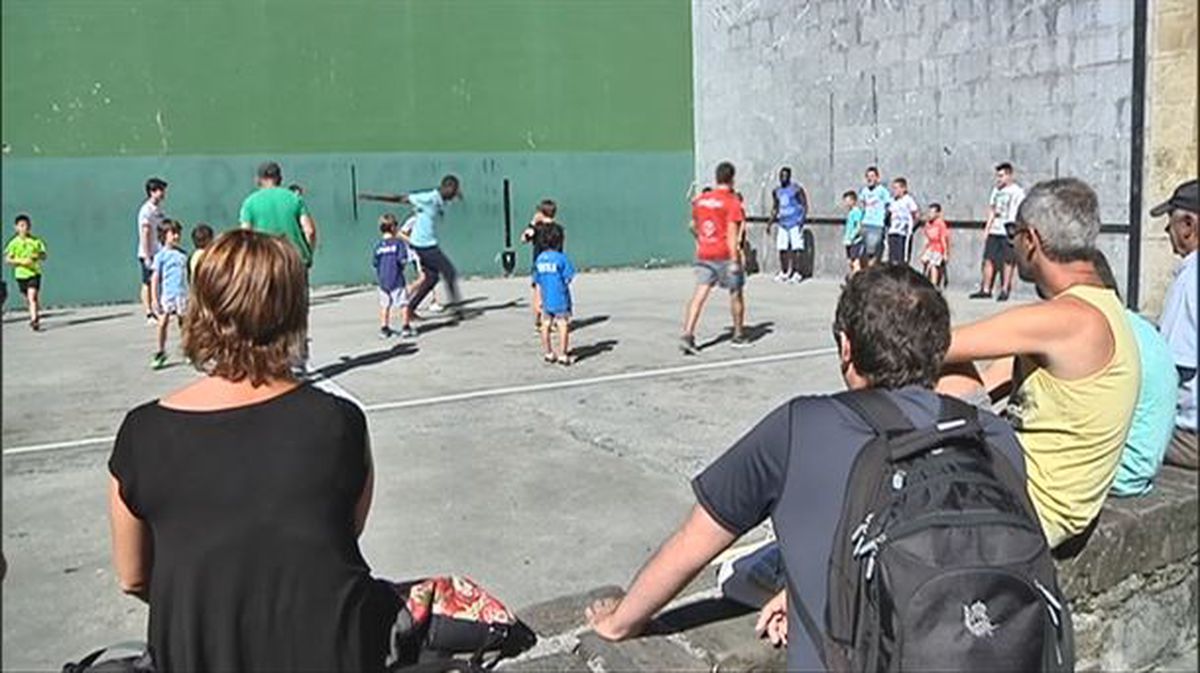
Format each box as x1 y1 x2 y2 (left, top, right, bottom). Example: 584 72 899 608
818 390 1073 672
797 228 815 279
62 642 154 673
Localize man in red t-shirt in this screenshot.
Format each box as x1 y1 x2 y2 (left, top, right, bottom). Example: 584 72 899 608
681 161 749 354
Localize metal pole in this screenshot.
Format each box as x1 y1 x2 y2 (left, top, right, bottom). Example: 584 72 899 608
1126 0 1149 310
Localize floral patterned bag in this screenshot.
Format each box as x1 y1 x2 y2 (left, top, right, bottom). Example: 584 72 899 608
388 576 536 671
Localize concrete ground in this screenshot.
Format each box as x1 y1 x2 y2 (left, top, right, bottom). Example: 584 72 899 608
3 266 1016 671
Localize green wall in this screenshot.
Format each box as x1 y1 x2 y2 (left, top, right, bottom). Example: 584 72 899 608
1 0 693 305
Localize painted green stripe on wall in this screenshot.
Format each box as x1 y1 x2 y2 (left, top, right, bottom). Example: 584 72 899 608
0 152 694 306
1 0 693 157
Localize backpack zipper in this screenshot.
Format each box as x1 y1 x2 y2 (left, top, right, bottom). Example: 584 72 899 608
1033 578 1066 666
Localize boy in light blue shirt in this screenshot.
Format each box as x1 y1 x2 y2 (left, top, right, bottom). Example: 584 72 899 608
857 166 891 266
532 226 576 366
150 219 189 370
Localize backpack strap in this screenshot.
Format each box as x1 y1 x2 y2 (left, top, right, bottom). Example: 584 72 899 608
835 389 914 436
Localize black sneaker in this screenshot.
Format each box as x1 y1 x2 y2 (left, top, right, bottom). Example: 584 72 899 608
680 335 699 355
730 333 752 349
399 325 418 339
968 290 992 299
997 291 1010 302
379 327 394 340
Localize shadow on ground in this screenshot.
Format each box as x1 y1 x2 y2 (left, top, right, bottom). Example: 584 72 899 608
698 321 775 351
645 597 756 635
315 342 418 378
571 339 619 363
569 315 610 332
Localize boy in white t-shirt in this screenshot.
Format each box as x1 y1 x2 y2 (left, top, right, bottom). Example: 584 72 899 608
886 177 919 265
972 162 1026 302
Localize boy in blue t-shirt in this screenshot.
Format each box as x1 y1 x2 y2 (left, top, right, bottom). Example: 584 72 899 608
373 213 413 339
150 219 189 370
532 226 576 365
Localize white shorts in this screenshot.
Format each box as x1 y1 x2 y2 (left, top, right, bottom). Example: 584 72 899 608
776 226 805 251
160 295 187 315
379 287 408 308
921 250 945 267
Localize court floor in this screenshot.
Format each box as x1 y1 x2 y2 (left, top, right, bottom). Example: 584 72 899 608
2 266 1011 670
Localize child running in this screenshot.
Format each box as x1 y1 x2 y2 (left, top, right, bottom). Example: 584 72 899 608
522 199 564 330
920 203 951 288
532 226 576 365
841 191 865 276
189 223 214 276
4 213 48 331
374 213 414 339
150 219 189 369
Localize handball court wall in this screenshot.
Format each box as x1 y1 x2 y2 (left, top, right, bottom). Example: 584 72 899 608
0 0 695 306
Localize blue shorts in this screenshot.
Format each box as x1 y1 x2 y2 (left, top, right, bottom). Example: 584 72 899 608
137 259 153 285
695 259 745 291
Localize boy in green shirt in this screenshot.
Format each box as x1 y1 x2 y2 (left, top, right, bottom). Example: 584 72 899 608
4 214 48 331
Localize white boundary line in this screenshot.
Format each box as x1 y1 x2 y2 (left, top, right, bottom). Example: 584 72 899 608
3 346 836 458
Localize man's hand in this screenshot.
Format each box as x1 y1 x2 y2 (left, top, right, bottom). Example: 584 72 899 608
586 595 639 641
755 590 788 648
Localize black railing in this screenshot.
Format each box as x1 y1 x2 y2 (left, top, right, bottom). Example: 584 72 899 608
743 215 1130 235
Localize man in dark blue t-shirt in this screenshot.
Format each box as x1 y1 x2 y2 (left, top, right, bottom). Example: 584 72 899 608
585 265 1026 671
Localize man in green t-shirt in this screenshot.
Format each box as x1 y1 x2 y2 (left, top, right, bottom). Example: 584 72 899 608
239 161 318 267
5 213 48 330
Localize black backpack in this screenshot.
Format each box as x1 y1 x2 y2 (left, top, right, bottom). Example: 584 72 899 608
815 390 1073 672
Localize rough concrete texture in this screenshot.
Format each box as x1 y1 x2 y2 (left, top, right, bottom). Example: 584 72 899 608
1140 0 1198 317
3 267 1020 671
693 0 1134 227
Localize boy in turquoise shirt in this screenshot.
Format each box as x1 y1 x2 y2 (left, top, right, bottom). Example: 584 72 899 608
841 191 865 275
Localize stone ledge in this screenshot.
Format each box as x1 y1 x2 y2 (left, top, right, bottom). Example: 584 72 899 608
1057 466 1199 597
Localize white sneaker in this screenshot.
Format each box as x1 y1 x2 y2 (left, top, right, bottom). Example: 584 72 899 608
787 274 803 284
773 272 788 283
428 302 444 313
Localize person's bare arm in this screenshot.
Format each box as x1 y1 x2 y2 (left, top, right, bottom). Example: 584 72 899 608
728 216 744 264
358 193 409 204
770 192 780 228
109 476 151 601
300 213 318 249
946 298 1111 378
139 220 155 257
149 268 160 312
799 186 810 215
587 505 736 639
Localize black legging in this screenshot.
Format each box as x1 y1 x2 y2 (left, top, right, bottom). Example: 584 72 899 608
409 245 461 311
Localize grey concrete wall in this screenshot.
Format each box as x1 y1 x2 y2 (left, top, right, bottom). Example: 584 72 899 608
693 0 1135 227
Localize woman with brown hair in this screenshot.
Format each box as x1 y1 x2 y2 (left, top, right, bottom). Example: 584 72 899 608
107 230 398 671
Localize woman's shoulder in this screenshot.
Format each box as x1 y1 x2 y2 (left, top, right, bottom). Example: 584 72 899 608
292 383 368 428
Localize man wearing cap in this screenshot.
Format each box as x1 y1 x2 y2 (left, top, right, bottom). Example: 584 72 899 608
239 161 319 267
1152 179 1199 469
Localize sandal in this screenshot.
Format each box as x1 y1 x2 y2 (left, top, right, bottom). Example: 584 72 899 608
543 352 556 364
556 354 574 366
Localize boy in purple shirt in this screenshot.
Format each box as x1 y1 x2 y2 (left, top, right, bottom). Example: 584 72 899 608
373 214 413 339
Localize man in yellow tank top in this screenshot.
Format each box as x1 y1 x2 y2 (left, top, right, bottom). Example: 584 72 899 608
940 178 1140 549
